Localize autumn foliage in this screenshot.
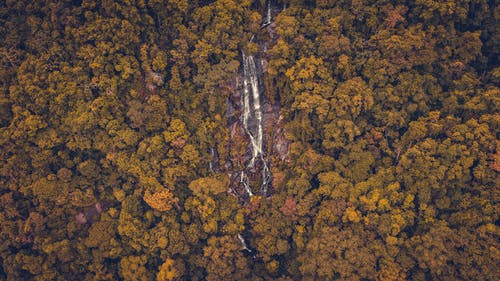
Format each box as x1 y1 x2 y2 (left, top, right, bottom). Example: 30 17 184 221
0 0 498 280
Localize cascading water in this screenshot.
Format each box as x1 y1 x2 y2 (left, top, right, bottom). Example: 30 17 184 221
231 0 288 254
242 53 263 168
238 234 251 252
208 147 214 172
262 0 272 27
240 52 271 197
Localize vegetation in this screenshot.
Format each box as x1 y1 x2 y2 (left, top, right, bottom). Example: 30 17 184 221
0 0 498 280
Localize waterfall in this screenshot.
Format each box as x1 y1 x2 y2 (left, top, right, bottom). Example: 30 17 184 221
208 148 214 172
262 1 272 27
242 54 263 168
229 0 275 199
233 0 283 256
240 52 270 197
238 234 251 252
240 171 254 197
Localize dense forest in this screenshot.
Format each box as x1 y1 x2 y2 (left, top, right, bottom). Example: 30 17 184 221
0 0 499 280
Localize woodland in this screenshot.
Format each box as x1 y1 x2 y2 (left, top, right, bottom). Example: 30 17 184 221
0 0 499 280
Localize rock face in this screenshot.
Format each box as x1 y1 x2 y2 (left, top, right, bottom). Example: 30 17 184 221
226 13 290 202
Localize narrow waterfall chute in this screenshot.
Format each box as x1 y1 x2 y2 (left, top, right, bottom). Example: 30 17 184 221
229 0 288 258
208 147 214 172
240 51 271 197
245 55 263 167
228 1 280 201
238 234 251 252
240 171 254 197
262 0 272 27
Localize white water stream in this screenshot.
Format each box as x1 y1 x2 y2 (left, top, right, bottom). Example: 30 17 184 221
240 52 270 197
236 1 275 253
238 234 251 252
242 53 263 168
262 1 272 27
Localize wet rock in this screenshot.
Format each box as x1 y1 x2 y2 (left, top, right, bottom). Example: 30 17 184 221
225 11 290 201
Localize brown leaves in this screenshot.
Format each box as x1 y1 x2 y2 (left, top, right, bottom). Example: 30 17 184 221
57 168 72 182
382 5 408 28
143 189 178 212
492 141 500 172
280 196 298 219
170 138 186 149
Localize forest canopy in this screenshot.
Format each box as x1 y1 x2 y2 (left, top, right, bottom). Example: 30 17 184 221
0 0 498 280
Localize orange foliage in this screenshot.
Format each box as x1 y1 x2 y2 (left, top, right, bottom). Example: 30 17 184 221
143 189 178 212
280 196 298 219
